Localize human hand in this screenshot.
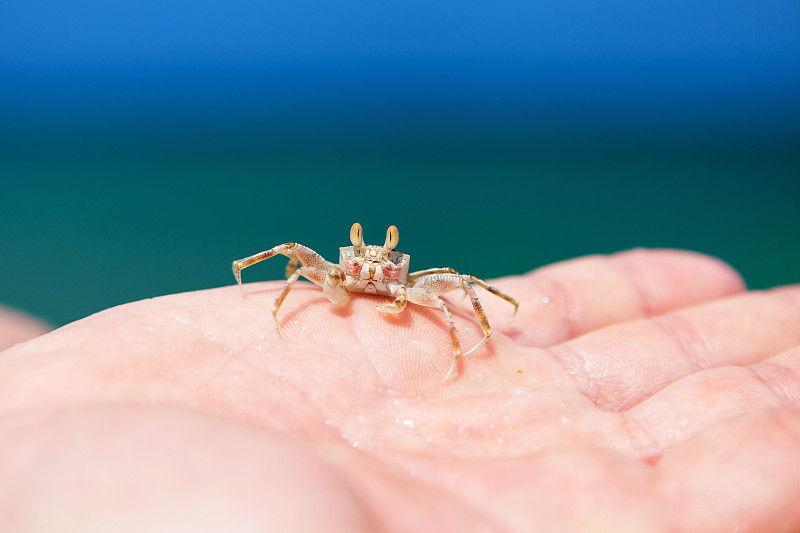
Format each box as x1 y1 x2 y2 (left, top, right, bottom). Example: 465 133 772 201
1 250 798 532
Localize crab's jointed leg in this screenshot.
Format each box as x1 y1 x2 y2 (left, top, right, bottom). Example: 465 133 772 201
231 242 331 297
403 280 461 380
272 266 329 337
377 282 408 313
406 267 458 282
284 257 300 278
403 274 468 380
232 243 341 334
408 268 472 299
407 272 519 380
460 274 519 318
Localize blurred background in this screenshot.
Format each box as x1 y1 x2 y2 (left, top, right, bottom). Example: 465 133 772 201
1 1 798 327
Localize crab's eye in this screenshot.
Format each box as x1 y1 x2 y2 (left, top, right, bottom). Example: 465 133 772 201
350 222 364 249
384 225 399 251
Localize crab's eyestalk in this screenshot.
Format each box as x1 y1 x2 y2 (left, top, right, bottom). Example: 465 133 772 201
383 225 399 251
350 222 365 250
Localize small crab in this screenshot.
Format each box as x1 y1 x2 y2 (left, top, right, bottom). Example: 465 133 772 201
232 223 518 379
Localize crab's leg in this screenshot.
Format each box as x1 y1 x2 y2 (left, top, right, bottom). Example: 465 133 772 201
459 281 491 357
232 243 331 297
408 272 518 380
404 274 469 380
284 257 300 278
436 300 460 381
407 267 458 282
434 273 518 341
272 266 329 337
460 275 519 318
377 282 408 313
405 287 461 380
407 268 471 299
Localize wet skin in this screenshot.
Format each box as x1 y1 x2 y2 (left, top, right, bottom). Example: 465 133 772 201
1 249 799 532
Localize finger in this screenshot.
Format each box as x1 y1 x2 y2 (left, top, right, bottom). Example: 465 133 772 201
476 249 744 347
655 405 800 532
0 305 50 351
624 344 800 457
552 285 800 410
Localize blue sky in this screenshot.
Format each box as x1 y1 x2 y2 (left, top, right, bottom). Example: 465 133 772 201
2 1 797 64
1 1 798 137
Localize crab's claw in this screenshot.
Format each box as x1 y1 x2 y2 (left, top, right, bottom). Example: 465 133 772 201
323 266 350 306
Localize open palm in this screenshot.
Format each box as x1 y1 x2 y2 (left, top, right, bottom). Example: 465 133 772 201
1 249 799 532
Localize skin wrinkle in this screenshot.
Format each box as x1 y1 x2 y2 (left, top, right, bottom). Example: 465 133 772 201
551 330 654 413
547 343 596 400
551 339 625 412
619 407 663 461
766 348 800 399
551 284 800 414
621 355 800 458
747 359 798 406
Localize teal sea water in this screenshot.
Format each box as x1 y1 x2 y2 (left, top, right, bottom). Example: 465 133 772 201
2 125 797 327
1 2 798 327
